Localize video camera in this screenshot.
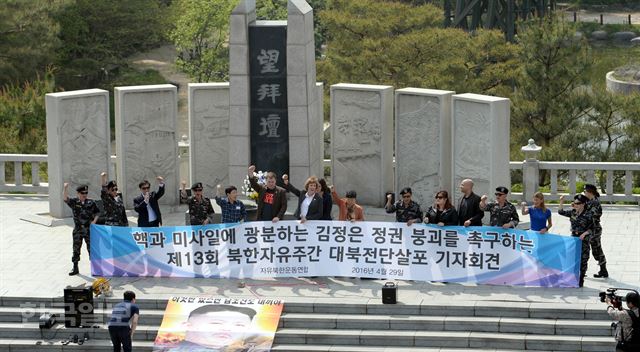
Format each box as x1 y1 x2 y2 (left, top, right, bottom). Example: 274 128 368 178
599 288 639 310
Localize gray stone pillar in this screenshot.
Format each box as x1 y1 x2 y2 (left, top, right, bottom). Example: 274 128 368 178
188 83 230 195
395 88 454 206
46 89 111 218
228 0 255 186
114 84 178 208
330 83 394 206
521 138 541 202
451 93 511 208
287 0 322 183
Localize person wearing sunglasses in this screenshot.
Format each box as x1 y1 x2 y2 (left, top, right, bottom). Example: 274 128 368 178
100 172 129 227
385 187 422 226
133 176 165 227
424 190 459 226
63 183 100 276
558 193 595 288
180 181 215 225
479 186 519 229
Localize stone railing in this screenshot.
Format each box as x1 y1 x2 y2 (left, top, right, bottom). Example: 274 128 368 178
2 145 639 204
0 154 48 193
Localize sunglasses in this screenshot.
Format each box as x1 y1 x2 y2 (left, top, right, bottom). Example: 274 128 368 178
141 186 150 190
402 195 411 198
572 201 583 205
435 196 445 199
194 188 203 192
495 193 505 196
79 191 88 195
111 187 118 192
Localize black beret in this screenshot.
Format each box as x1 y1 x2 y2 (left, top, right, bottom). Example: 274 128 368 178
584 184 600 197
495 186 509 194
191 182 203 190
574 194 589 204
76 185 88 193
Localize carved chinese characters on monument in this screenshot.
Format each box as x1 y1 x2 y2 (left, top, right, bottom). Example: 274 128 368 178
249 23 289 179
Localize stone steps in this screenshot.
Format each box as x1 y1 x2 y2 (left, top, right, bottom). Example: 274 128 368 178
0 306 613 336
0 296 616 351
0 322 615 351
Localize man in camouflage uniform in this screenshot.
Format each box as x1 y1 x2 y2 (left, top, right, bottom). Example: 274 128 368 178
385 187 422 225
480 187 519 228
180 181 215 225
584 184 608 278
558 194 594 287
63 183 100 275
101 172 128 226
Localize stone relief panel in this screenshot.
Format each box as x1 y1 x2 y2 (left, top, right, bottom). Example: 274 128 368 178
332 88 389 206
118 88 177 208
452 99 491 205
396 95 440 206
190 87 229 195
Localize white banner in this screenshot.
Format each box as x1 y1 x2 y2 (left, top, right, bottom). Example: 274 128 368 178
91 221 581 287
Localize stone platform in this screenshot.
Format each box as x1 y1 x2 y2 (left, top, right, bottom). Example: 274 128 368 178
0 195 638 351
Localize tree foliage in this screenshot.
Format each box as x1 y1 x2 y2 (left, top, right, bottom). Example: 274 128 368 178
511 15 592 161
168 0 234 82
317 0 520 97
0 69 55 154
0 0 61 86
55 0 167 89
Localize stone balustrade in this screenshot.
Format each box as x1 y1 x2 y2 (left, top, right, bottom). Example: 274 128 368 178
1 150 638 204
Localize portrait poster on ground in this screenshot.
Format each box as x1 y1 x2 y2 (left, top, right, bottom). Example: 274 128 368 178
152 296 283 352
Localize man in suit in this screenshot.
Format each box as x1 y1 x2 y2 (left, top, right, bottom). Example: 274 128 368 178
457 178 484 226
283 174 323 222
133 176 165 227
248 165 287 222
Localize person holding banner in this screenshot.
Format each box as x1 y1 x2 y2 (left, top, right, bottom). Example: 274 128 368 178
423 190 459 226
331 186 365 222
385 187 422 225
282 174 323 223
248 165 287 222
100 172 128 227
181 181 215 225
133 176 165 227
520 192 552 233
558 194 594 287
457 179 484 226
215 184 247 223
318 178 333 220
480 186 519 229
583 184 608 279
63 183 100 276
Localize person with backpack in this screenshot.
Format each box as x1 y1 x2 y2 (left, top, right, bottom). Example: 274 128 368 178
606 291 640 351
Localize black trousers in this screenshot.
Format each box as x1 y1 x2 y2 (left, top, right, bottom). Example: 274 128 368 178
108 325 132 352
138 219 160 227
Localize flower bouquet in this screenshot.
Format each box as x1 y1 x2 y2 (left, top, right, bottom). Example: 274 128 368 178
242 170 266 202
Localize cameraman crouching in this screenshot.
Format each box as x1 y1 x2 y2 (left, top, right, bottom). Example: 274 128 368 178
606 291 639 351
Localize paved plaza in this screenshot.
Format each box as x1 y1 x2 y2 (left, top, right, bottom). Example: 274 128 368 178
0 195 638 306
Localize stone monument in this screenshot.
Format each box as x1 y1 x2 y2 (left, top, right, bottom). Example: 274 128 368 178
331 83 394 206
188 83 230 195
228 0 322 186
395 88 454 206
114 84 178 208
451 93 510 209
46 89 111 218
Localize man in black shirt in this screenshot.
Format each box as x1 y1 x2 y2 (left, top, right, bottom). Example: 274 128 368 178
457 179 484 226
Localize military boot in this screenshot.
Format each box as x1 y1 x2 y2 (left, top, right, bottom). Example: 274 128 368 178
68 263 79 276
594 264 609 278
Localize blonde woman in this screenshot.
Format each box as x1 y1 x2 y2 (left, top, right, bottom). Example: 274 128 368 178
521 192 552 233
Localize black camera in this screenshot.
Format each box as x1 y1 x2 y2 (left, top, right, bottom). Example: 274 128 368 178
599 288 639 310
